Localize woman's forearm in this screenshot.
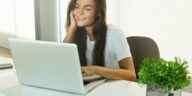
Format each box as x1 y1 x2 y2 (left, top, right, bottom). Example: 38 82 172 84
94 66 136 81
63 26 77 43
64 11 77 43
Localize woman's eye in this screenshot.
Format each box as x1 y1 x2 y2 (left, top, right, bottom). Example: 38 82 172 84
85 8 91 11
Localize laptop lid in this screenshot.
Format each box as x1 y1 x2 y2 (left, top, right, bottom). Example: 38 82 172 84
8 38 85 94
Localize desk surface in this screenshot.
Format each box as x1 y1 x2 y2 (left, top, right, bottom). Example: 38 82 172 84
1 68 192 96
1 69 192 96
0 80 147 96
0 69 147 96
0 69 192 96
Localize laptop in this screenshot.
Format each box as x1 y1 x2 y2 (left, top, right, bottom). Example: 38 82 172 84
8 38 105 95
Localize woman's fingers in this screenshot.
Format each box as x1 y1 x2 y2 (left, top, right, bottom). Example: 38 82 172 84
70 11 77 27
81 67 94 76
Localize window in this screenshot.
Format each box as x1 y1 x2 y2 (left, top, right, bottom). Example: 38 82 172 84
0 0 15 34
0 0 35 48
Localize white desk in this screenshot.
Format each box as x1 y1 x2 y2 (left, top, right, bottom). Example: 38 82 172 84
0 69 19 90
0 69 147 96
1 69 192 96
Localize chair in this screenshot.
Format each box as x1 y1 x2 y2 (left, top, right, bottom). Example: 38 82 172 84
127 36 160 79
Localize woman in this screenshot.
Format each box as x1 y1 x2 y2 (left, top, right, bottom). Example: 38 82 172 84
64 0 136 81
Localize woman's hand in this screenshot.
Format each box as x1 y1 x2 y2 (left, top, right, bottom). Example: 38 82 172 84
81 66 97 77
69 11 77 29
63 11 77 43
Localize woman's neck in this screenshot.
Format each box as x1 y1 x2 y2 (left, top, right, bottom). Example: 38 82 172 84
85 26 95 41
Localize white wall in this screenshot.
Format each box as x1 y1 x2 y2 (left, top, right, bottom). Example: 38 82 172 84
60 0 69 41
118 0 192 72
106 0 120 26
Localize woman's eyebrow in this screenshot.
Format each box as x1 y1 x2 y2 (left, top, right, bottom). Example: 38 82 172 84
75 2 94 8
84 5 93 7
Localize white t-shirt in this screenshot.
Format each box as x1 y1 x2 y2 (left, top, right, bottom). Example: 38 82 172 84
86 24 132 68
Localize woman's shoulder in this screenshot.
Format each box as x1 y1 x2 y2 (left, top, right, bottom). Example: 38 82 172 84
107 24 122 32
107 24 125 37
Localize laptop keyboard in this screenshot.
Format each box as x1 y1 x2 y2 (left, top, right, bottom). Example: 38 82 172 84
0 63 13 69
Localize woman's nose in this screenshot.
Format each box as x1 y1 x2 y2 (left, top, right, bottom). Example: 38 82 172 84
77 9 84 16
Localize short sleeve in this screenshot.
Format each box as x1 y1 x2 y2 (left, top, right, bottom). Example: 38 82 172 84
111 27 132 61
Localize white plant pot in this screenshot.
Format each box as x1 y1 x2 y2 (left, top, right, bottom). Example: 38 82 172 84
147 85 181 96
147 90 169 96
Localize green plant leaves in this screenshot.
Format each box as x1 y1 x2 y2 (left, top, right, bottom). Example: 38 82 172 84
138 57 192 91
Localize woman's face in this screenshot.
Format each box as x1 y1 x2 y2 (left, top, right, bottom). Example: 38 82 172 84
73 0 96 27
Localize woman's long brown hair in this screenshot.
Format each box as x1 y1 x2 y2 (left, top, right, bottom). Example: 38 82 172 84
66 0 107 66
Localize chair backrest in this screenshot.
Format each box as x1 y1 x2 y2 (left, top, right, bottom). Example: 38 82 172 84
127 36 160 79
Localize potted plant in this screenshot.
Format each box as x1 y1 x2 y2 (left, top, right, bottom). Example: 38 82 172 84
138 57 191 96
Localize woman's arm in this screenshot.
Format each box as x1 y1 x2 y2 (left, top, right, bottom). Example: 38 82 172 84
82 57 136 81
63 12 77 43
